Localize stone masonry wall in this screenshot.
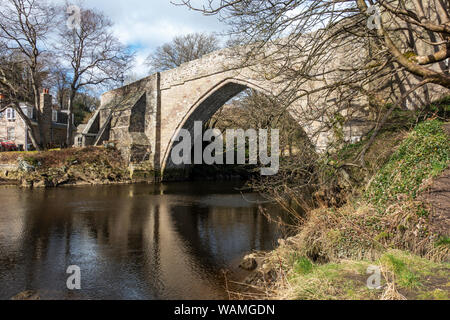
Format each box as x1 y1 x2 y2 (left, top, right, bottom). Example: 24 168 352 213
39 91 52 145
99 73 160 167
93 36 448 174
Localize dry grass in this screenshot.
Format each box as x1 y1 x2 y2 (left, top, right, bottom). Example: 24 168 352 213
380 266 407 301
235 120 450 300
242 245 450 300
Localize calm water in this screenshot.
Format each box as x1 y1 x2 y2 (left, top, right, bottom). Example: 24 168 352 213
0 182 286 300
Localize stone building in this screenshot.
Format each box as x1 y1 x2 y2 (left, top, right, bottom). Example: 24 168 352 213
0 90 69 150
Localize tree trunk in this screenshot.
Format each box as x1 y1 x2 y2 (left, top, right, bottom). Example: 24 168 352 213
30 71 47 150
66 93 75 147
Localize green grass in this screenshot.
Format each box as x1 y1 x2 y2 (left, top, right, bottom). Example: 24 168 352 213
293 257 314 275
425 96 450 119
283 249 449 300
380 253 421 289
366 120 450 208
418 289 449 300
435 236 450 247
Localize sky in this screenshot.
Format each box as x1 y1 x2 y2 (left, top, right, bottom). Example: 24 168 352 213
62 0 227 79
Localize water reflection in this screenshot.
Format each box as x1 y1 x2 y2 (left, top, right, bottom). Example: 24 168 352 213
0 182 285 300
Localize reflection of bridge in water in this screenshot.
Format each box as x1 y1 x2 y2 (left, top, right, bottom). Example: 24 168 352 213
0 183 285 299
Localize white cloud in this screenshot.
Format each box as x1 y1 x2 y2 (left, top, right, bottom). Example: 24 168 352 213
113 19 197 48
56 0 226 78
130 48 152 79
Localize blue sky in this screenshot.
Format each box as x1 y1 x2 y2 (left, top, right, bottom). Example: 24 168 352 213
69 0 227 78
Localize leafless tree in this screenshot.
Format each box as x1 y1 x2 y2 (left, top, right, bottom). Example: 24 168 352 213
211 90 307 155
51 65 71 110
56 3 134 146
146 32 220 72
0 0 58 150
177 0 449 161
173 0 450 214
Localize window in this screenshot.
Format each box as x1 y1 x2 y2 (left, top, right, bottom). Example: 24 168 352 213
21 105 32 118
52 110 58 123
30 108 36 120
6 108 16 121
7 127 15 141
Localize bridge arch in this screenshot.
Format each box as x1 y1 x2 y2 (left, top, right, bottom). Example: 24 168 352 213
161 78 277 173
91 47 337 177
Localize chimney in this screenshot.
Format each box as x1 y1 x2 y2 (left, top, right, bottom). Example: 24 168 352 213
39 88 52 145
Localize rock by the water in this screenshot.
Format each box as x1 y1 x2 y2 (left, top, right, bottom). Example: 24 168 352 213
56 174 70 186
11 290 40 300
18 159 36 173
34 178 54 188
239 254 258 271
20 179 34 188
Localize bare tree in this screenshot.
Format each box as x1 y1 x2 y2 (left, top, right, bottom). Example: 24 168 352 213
179 0 449 87
146 32 220 72
50 65 71 110
210 90 307 155
0 0 57 150
177 0 450 161
172 0 450 214
56 3 134 146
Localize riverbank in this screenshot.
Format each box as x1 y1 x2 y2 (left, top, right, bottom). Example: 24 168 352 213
0 146 134 188
236 118 450 300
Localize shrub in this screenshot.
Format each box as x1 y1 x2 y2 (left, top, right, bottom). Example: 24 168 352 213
366 120 450 208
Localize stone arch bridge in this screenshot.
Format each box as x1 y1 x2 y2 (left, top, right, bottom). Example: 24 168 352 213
78 47 367 178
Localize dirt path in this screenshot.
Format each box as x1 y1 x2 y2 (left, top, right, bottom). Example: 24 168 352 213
421 168 450 236
420 123 450 236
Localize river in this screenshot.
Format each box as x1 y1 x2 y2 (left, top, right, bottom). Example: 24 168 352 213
0 182 286 300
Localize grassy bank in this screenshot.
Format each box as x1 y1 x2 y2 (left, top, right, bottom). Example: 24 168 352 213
261 249 449 300
0 146 132 187
241 118 450 300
